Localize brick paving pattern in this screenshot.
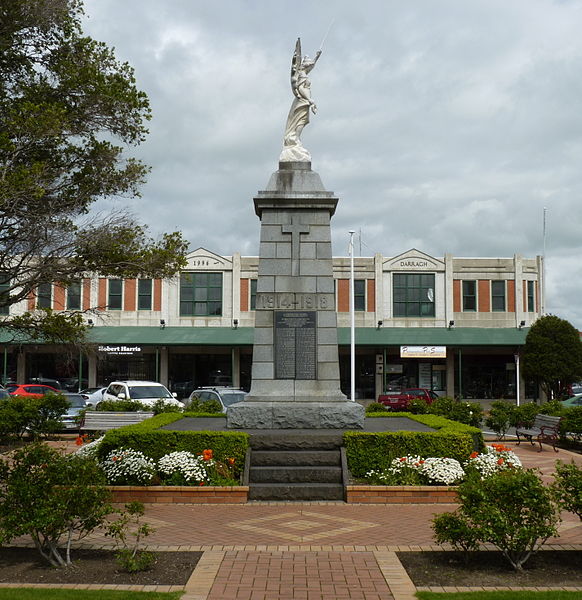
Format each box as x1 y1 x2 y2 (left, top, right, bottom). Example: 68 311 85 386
3 438 582 599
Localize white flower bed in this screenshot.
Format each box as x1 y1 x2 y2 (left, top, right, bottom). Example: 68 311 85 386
365 445 522 486
158 451 213 484
101 448 157 485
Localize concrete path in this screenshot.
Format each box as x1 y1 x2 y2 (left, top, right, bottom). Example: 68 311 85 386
7 439 582 599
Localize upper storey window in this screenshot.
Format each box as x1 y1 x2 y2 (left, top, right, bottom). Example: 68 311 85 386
393 273 435 317
180 272 223 316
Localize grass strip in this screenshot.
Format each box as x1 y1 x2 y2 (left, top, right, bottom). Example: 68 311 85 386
417 591 582 600
0 589 183 600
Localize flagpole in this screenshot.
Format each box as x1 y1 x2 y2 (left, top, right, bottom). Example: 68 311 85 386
349 230 355 402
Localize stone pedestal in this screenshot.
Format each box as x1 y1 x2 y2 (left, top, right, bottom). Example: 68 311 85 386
227 161 364 429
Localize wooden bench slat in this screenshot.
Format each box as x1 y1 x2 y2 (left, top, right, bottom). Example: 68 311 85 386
80 411 154 431
516 413 562 452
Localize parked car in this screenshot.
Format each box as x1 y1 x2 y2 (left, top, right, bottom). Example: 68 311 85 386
59 393 88 429
186 387 248 413
28 377 65 390
570 383 582 395
101 381 184 409
80 386 107 408
0 388 9 400
560 394 582 408
377 388 439 412
5 383 60 398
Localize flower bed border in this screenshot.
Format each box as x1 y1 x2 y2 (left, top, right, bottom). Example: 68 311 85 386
108 485 248 504
346 485 458 504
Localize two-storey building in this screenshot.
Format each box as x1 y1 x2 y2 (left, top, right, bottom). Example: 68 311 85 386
0 247 542 402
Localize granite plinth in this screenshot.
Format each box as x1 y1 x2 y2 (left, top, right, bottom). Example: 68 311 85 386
226 401 365 430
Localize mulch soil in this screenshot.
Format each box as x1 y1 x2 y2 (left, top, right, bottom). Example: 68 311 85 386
398 550 582 587
0 548 201 586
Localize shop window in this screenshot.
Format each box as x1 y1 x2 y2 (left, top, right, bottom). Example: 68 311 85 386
354 279 365 311
462 280 476 311
108 279 123 310
527 280 535 312
491 280 506 312
250 279 257 310
180 272 223 316
37 282 52 309
393 273 435 317
0 274 9 315
66 281 81 310
138 279 152 310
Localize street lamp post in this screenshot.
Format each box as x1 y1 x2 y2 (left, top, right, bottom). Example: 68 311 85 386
349 230 355 402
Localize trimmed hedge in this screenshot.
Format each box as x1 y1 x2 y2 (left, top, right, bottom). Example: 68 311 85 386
345 413 484 478
96 413 249 477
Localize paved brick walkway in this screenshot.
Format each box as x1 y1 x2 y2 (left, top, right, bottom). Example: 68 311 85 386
4 439 582 599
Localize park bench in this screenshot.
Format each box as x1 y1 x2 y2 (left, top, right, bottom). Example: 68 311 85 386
80 411 154 432
515 414 562 452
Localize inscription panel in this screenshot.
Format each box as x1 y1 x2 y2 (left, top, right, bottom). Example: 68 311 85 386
274 311 317 380
256 293 333 311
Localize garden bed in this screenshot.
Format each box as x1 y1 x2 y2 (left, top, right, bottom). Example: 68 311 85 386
346 484 458 504
108 484 248 504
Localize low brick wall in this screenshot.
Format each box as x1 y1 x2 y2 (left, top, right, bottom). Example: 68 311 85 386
346 485 458 504
108 485 249 504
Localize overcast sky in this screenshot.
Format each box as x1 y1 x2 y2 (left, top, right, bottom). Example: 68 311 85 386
82 0 582 328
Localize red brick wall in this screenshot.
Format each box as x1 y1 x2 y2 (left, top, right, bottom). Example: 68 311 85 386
153 279 162 311
337 279 349 312
366 279 375 312
240 278 249 312
507 280 515 313
478 280 490 312
453 280 461 312
124 279 136 312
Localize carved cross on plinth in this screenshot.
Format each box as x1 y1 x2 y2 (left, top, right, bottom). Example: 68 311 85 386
282 217 310 275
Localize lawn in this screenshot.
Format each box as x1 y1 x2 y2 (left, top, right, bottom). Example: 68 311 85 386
0 590 183 600
417 591 582 600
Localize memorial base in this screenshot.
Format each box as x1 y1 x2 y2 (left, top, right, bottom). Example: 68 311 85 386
226 401 365 430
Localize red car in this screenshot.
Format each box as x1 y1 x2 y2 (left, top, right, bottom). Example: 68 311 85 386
377 388 439 411
6 383 60 398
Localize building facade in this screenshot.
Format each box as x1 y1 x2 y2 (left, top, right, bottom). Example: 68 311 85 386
0 247 543 401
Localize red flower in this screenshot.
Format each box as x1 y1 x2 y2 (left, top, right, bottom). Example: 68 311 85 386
497 458 504 465
399 457 406 462
199 481 205 486
202 449 213 461
469 452 479 459
227 458 235 465
75 436 84 446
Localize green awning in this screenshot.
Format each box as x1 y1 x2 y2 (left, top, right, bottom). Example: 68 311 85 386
1 325 528 347
337 326 528 346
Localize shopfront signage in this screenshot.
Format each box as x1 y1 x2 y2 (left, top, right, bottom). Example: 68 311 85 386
400 346 446 358
98 345 142 355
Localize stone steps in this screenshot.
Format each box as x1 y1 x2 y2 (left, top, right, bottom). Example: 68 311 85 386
247 433 345 501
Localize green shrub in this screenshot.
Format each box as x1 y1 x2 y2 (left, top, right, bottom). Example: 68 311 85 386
407 397 429 414
484 400 515 438
186 397 223 414
432 468 560 571
0 443 111 567
345 414 483 478
553 460 582 520
560 407 582 441
0 393 70 440
96 413 248 478
97 399 148 412
510 403 540 428
365 402 386 414
538 400 565 416
428 396 483 427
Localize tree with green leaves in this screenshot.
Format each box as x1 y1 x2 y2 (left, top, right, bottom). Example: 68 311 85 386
523 315 582 400
0 0 188 344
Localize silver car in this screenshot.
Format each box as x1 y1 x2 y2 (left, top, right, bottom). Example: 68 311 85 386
187 387 248 413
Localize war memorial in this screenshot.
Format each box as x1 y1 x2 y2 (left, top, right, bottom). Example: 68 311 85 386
227 39 365 430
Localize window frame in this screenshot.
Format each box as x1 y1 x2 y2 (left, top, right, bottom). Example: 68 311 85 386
462 280 477 312
179 272 223 316
527 280 535 313
66 281 82 310
354 279 366 312
250 279 257 311
392 273 435 318
108 279 123 311
137 278 153 311
37 282 52 309
491 280 506 312
0 274 9 315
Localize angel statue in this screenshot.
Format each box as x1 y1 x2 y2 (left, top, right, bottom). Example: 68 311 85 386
279 38 322 163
